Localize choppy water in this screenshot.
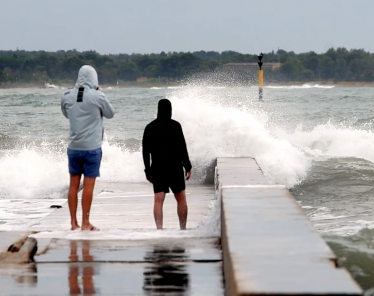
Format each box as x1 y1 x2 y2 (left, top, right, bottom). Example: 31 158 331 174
1 84 374 291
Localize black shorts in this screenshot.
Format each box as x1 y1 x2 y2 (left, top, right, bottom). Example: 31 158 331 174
152 169 185 194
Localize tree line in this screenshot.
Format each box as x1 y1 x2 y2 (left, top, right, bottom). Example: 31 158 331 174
0 47 373 85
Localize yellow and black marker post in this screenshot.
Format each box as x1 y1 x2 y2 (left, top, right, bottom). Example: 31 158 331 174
258 53 264 100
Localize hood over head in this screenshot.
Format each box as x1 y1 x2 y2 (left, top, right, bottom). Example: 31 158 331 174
157 99 172 120
75 65 99 89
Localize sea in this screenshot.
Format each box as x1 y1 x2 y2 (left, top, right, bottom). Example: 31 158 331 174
1 83 374 292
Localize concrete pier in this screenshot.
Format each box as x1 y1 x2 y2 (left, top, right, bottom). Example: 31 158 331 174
0 183 224 295
28 183 217 233
217 157 362 296
0 158 364 295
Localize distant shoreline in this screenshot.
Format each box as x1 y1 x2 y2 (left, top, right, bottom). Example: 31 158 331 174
1 80 374 89
0 81 179 89
276 81 374 87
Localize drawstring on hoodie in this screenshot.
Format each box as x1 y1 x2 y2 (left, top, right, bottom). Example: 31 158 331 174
77 87 84 102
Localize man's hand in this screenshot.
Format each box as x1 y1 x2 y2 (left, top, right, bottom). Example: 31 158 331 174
186 171 192 180
147 177 153 183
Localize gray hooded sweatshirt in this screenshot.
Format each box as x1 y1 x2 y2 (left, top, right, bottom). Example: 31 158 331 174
61 65 115 150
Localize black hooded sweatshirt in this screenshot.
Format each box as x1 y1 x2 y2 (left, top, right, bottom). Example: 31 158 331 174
142 99 192 179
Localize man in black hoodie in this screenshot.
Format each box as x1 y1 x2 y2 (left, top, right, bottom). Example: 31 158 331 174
142 99 192 230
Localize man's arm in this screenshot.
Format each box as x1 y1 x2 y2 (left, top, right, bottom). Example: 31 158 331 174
61 98 68 118
142 126 152 182
179 124 192 179
98 92 115 119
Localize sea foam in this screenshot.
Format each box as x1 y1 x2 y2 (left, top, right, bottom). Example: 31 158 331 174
2 85 373 202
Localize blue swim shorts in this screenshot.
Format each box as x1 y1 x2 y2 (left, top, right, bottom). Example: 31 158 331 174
67 148 102 178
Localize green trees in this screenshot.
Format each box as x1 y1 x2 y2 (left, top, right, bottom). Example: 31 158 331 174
0 47 374 85
280 59 303 80
118 62 138 81
273 47 374 82
301 52 319 74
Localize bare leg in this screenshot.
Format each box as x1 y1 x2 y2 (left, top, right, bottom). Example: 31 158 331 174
154 192 166 230
174 190 188 230
68 174 82 230
81 177 97 230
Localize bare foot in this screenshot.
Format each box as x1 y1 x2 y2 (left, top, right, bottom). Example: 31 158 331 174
71 225 80 231
69 254 79 261
81 225 100 231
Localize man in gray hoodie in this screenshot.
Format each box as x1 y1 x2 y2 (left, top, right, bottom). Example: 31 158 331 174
61 65 114 231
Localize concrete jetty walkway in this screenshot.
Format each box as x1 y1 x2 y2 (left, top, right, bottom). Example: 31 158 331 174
29 182 217 233
217 157 362 296
0 158 364 295
0 182 224 295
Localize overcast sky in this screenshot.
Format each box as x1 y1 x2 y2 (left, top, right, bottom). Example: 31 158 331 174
1 0 373 55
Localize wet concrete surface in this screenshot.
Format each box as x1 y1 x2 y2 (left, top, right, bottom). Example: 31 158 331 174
0 182 223 295
36 238 221 263
216 157 270 186
29 183 216 233
0 261 223 295
217 158 362 295
0 238 223 295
